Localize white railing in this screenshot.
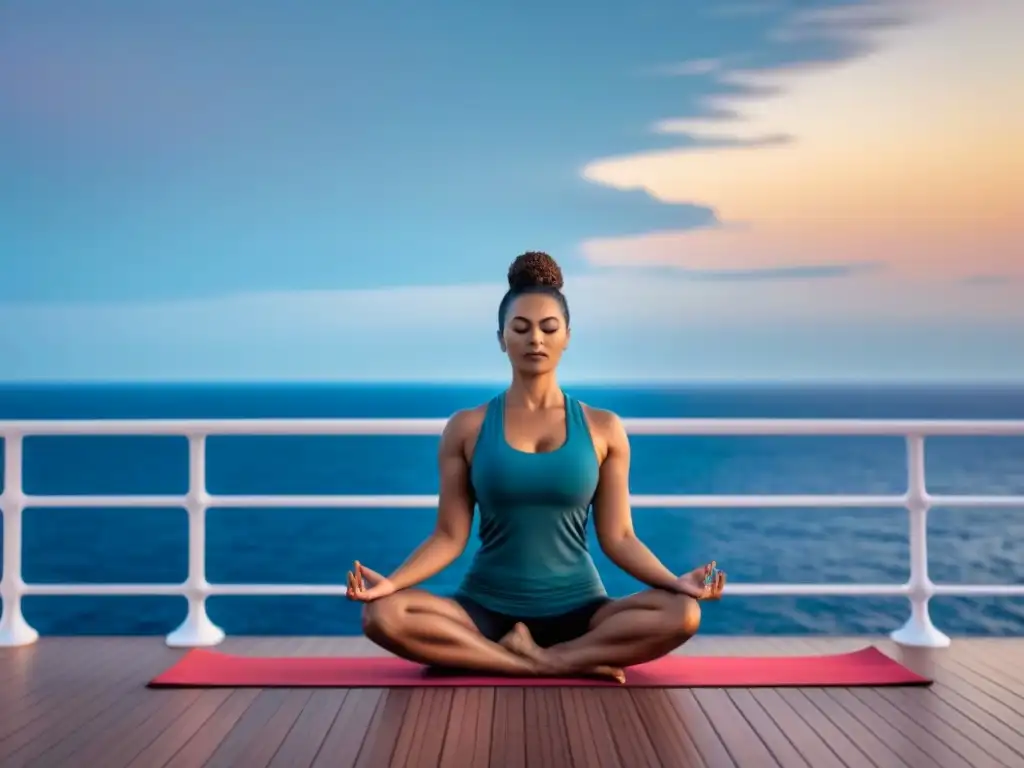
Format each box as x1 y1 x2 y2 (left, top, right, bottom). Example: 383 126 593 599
2 417 1024 650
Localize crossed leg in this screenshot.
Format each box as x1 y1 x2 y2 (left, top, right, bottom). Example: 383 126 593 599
361 587 699 681
360 589 540 676
500 588 701 673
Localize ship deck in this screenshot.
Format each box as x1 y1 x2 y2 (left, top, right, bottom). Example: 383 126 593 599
2 635 1023 767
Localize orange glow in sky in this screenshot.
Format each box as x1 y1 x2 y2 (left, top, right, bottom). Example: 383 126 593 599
582 0 1024 280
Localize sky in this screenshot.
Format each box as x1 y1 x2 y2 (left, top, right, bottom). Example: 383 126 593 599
0 0 1021 382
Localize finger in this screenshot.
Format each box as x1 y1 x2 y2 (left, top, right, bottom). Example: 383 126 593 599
347 572 356 592
359 564 386 583
354 562 365 591
357 564 377 586
710 572 725 599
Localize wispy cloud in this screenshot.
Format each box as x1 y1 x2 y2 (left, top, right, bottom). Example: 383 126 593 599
580 0 1024 280
650 58 726 77
674 262 880 281
770 0 921 45
2 270 1021 381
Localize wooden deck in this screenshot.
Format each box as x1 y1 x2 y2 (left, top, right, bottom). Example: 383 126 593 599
2 636 1023 767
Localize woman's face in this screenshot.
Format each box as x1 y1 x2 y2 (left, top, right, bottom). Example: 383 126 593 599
498 293 569 375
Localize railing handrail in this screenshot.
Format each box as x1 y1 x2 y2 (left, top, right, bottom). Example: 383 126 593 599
3 417 1024 650
2 417 1024 436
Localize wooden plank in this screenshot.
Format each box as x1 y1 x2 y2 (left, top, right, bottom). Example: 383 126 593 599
312 690 384 768
869 638 1024 763
0 642 119 730
268 689 350 767
746 688 861 768
26 685 199 768
439 688 493 768
203 690 303 768
390 689 454 767
489 688 525 768
68 688 207 767
694 688 781 767
727 689 811 767
523 689 574 768
942 652 1024 706
825 688 955 767
0 641 170 765
559 688 624 768
793 689 909 768
123 689 248 767
0 638 130 741
630 690 706 767
776 638 930 767
5 637 1024 768
669 689 737 767
160 689 262 768
353 689 411 768
873 685 1021 767
785 637 995 768
596 689 662 768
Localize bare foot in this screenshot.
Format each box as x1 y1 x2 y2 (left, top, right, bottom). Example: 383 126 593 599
499 622 543 661
500 623 626 684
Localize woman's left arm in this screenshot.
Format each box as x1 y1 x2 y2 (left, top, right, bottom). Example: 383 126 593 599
591 411 682 592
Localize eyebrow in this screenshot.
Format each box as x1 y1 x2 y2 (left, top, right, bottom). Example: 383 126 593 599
512 315 560 323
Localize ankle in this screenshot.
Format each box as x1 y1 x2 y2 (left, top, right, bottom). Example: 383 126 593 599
537 648 574 676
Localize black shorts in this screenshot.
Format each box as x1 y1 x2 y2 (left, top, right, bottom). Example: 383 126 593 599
453 594 611 647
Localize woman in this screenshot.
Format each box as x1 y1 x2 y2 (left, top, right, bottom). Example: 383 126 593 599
346 251 726 682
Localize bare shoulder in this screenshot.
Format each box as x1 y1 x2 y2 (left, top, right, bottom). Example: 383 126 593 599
580 403 623 434
442 404 489 459
445 404 487 436
580 403 629 460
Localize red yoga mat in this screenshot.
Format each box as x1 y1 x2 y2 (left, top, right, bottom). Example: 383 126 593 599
149 646 930 688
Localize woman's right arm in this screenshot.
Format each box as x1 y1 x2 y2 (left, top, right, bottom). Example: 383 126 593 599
384 410 476 591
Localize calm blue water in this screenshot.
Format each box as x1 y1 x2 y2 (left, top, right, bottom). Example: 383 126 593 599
1 382 1023 637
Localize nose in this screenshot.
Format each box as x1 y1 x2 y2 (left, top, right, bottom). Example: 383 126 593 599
528 328 544 347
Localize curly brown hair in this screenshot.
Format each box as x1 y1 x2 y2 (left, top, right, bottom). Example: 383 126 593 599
498 251 569 331
506 251 564 292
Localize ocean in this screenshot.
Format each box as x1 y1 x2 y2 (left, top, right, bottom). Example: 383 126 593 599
1 382 1023 638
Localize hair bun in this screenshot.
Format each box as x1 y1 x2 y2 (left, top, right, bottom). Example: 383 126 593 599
507 251 564 291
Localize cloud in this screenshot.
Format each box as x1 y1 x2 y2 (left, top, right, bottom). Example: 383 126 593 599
2 270 1022 381
770 1 920 45
651 58 726 77
579 0 1024 280
675 262 880 281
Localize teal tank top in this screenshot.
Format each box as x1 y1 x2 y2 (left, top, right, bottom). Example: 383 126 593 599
455 392 607 616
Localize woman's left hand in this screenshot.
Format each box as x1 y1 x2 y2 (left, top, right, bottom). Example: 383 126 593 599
674 561 726 601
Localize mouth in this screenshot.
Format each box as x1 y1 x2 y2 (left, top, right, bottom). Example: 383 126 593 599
525 352 548 360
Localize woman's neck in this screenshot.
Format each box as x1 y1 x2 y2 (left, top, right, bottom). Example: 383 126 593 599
507 372 563 411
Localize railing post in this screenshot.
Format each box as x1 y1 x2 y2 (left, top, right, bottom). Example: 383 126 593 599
890 434 951 648
0 434 40 647
166 435 225 647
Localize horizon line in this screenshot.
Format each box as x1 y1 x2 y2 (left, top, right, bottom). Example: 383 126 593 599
2 377 1024 389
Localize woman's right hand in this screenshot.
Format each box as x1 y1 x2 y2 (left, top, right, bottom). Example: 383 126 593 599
346 561 397 602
